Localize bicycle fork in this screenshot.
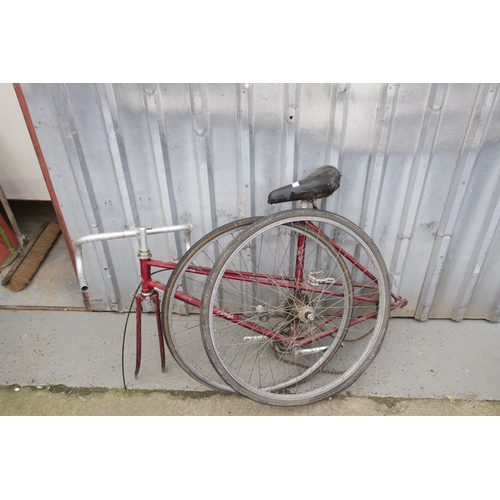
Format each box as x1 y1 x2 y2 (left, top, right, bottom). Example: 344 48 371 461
134 285 164 378
133 228 174 378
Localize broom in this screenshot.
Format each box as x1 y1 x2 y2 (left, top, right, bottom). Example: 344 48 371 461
0 186 61 292
1 221 61 292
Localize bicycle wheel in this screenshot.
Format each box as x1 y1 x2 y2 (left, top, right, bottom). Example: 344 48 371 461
162 217 260 392
200 209 391 406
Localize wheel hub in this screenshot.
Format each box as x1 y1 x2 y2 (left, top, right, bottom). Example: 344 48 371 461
298 306 314 323
284 292 315 324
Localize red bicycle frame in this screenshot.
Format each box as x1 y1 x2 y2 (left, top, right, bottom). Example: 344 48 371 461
163 220 408 351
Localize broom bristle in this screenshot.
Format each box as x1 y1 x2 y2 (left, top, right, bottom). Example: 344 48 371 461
1 260 16 279
2 222 61 292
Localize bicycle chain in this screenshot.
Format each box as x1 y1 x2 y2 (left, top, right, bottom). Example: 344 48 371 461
272 350 343 375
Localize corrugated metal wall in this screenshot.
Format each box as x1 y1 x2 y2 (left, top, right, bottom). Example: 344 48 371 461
20 83 500 321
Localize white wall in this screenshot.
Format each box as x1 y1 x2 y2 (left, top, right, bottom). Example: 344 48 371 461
0 83 50 200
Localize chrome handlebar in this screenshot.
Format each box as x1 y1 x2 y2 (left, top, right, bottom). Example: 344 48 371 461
73 224 193 292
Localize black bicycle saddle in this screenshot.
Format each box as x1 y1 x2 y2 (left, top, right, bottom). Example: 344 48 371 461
267 165 341 208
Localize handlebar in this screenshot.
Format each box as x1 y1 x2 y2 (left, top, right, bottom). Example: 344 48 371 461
73 224 193 293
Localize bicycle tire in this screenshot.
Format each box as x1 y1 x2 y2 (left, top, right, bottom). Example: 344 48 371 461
200 209 391 406
162 217 261 392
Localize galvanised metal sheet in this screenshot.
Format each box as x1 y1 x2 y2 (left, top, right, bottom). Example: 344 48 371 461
20 83 500 320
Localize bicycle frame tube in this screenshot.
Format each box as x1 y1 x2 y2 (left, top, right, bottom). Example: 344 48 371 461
172 217 407 346
294 234 306 284
305 220 406 304
140 259 176 293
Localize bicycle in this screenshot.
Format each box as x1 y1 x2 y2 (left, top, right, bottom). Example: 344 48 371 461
74 166 408 406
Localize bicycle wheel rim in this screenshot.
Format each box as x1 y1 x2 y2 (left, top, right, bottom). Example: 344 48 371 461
201 209 391 406
162 217 260 392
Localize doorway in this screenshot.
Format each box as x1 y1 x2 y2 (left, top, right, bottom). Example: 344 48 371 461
0 199 84 310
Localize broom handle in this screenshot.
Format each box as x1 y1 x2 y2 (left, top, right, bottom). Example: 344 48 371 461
0 185 24 247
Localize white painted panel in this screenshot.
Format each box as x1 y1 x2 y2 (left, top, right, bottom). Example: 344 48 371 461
0 83 49 200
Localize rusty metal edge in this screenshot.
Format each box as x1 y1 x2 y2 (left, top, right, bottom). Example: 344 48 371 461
0 305 87 312
12 83 91 311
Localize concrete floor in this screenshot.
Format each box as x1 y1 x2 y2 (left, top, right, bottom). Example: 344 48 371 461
0 308 499 415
